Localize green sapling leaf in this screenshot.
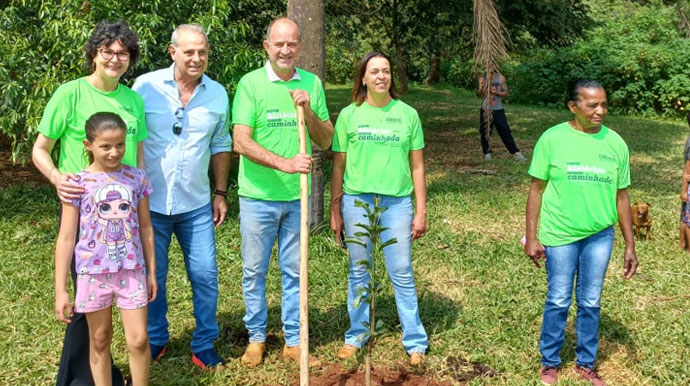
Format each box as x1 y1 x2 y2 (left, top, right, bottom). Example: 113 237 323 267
380 238 398 249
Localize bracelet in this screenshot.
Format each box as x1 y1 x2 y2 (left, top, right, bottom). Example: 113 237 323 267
214 189 228 198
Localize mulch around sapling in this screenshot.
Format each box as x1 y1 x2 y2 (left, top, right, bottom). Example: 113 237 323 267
295 363 452 386
297 356 499 386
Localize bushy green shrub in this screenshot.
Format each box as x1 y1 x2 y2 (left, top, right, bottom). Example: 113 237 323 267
1 0 281 162
443 55 476 90
324 16 361 85
504 0 690 116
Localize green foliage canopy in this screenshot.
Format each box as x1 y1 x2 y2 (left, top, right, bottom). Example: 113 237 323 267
504 0 690 116
324 0 590 90
1 0 284 162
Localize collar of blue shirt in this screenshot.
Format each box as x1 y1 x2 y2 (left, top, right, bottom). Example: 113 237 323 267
164 63 209 88
265 61 301 82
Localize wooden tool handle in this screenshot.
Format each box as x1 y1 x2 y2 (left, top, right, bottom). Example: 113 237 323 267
297 105 310 386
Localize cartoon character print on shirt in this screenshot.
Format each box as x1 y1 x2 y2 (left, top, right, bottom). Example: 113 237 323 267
93 183 134 262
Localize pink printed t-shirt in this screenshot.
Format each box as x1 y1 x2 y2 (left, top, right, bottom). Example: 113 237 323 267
71 165 152 274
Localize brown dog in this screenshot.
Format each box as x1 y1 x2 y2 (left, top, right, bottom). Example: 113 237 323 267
631 202 652 240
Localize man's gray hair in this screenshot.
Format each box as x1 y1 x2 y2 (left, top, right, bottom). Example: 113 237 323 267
265 17 301 41
171 23 208 46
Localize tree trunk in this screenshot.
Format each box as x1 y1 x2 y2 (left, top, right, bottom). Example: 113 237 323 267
426 53 441 85
288 0 326 82
394 42 409 94
288 0 326 228
391 0 408 94
426 25 441 86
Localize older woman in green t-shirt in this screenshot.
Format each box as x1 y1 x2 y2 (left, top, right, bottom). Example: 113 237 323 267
524 79 638 386
330 51 428 366
31 20 146 386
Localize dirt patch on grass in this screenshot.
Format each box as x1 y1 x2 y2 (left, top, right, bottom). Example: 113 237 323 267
300 357 498 386
0 149 47 188
300 363 451 386
445 356 498 383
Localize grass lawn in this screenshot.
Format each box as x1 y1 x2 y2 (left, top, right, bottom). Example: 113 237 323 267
2 84 689 385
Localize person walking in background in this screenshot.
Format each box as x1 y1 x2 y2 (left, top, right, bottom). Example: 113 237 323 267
330 51 429 366
476 71 525 161
31 19 146 386
132 23 231 370
524 79 638 386
231 17 333 368
54 112 156 386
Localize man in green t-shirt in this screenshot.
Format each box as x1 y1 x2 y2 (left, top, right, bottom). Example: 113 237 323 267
231 17 334 368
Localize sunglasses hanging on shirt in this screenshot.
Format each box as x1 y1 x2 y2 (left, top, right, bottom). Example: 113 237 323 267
172 107 184 135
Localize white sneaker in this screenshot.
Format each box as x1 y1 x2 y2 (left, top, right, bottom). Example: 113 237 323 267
513 152 526 162
483 153 492 161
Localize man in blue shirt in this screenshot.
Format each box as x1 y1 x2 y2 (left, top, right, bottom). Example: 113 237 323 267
132 23 230 370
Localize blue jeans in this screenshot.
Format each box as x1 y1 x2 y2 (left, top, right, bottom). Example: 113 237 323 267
540 226 614 368
341 193 428 354
239 197 301 346
148 203 219 353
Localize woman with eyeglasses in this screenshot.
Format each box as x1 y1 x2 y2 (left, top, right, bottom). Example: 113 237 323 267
31 19 147 386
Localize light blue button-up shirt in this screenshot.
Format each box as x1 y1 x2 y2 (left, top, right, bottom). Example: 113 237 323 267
132 64 232 215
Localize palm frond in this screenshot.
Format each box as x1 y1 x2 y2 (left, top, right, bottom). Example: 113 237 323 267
473 0 508 146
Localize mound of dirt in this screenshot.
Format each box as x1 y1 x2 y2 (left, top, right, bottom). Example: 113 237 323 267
296 363 452 386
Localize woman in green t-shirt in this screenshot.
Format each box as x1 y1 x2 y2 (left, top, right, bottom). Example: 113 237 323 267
330 52 428 366
524 79 638 386
32 20 146 204
31 20 145 386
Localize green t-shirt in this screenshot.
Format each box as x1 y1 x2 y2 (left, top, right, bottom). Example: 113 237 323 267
332 99 425 197
37 77 148 173
528 122 630 246
232 67 329 201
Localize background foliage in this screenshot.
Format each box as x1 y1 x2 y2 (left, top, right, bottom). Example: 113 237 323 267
322 0 690 117
504 0 690 116
2 0 690 161
324 0 589 89
0 0 284 162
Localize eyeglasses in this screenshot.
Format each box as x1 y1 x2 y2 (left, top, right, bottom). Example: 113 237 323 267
172 107 184 135
98 48 130 62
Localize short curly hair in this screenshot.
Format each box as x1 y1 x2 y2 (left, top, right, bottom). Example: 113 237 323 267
83 20 140 73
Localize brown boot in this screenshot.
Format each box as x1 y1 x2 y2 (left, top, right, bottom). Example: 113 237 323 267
336 344 359 359
241 342 265 368
282 345 321 368
409 352 426 366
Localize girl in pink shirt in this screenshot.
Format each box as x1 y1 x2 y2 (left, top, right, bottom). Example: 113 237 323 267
54 112 157 386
